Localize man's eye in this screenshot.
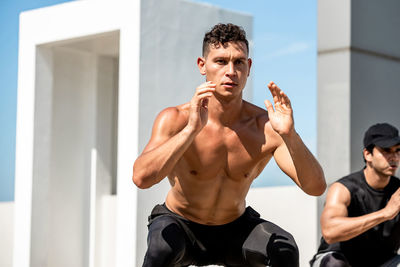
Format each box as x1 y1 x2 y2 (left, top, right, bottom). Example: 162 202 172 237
383 148 400 153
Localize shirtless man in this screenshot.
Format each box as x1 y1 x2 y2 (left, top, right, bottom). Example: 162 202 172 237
133 23 326 267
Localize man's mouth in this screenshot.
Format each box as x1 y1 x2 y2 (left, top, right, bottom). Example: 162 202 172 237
222 82 238 87
389 163 398 169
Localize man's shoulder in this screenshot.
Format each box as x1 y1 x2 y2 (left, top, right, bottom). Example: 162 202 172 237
243 101 268 117
242 101 269 126
241 101 284 148
335 170 364 189
338 170 363 181
158 103 189 119
154 103 189 131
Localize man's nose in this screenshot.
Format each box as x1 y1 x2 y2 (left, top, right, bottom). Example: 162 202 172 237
388 151 400 161
225 62 236 76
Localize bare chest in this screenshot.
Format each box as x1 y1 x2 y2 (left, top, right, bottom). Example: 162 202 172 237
180 125 271 180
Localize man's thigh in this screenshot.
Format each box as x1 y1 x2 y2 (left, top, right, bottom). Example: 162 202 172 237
144 215 193 267
222 208 298 267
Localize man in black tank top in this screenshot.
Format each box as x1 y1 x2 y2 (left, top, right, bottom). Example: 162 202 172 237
310 123 400 267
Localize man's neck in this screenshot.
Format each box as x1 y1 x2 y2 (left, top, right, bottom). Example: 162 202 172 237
363 167 391 190
208 94 244 127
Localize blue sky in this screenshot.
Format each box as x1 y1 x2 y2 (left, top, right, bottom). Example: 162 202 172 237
0 0 317 201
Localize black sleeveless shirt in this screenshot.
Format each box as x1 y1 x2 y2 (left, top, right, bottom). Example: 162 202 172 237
315 170 400 267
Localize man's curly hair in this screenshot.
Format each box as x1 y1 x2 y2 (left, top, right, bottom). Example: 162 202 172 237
202 23 249 57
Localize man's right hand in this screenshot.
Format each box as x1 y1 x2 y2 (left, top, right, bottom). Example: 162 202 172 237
187 81 215 133
384 187 400 220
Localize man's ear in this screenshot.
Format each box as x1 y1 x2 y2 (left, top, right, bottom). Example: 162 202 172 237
197 57 206 75
247 58 252 77
363 148 373 163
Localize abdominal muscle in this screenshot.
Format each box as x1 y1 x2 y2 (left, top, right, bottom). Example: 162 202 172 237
165 169 255 225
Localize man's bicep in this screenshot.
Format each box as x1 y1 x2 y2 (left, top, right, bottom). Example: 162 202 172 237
320 183 355 243
322 183 350 221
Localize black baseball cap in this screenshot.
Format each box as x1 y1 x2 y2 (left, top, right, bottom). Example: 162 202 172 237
363 123 400 149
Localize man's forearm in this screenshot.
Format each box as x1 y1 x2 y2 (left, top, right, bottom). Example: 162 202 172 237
322 209 389 244
132 126 197 189
282 130 326 196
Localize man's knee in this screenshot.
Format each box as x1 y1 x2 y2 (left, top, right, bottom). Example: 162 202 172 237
242 222 299 267
143 217 188 266
268 231 299 267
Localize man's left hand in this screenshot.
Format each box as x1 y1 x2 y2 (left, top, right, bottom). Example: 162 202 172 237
264 81 295 136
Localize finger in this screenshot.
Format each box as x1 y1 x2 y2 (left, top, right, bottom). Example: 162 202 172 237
194 91 213 101
195 93 213 106
267 81 276 96
271 83 288 109
280 91 292 108
196 86 215 98
204 81 216 87
201 98 209 109
268 82 281 104
264 99 274 114
197 87 212 93
196 85 216 92
199 92 213 99
197 81 216 88
197 81 216 89
192 93 212 112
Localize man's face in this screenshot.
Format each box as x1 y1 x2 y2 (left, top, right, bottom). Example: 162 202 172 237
198 41 252 98
366 144 400 176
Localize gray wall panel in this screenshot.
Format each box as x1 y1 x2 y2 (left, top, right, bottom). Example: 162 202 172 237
351 0 400 58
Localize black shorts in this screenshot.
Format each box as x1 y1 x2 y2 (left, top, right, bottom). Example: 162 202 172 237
142 204 299 267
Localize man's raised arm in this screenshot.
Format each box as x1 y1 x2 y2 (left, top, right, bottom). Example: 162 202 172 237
132 82 215 188
265 81 326 196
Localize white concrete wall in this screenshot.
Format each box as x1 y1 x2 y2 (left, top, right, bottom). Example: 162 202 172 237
15 1 140 266
30 42 119 267
1 198 117 267
97 195 117 267
50 47 95 267
0 202 13 267
247 186 318 267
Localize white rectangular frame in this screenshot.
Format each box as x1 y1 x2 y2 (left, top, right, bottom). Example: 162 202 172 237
14 1 140 266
